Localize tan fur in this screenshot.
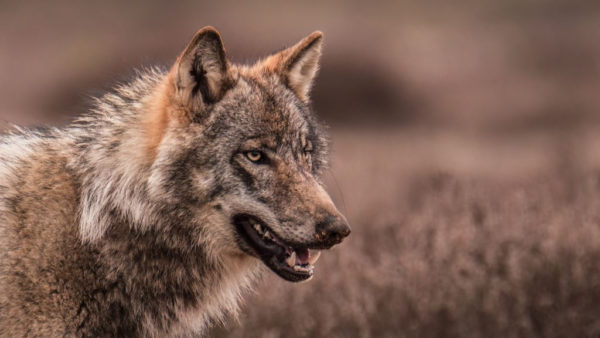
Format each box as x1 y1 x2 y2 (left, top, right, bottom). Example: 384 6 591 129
143 75 174 158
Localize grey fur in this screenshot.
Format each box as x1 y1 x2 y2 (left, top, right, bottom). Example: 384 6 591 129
0 27 349 337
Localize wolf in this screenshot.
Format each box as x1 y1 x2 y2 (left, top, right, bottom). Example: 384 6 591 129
0 27 350 336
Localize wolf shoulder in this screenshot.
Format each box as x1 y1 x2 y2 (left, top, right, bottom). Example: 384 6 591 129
0 129 81 243
0 129 87 335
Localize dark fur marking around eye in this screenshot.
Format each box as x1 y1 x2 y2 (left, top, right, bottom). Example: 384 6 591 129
230 159 255 190
208 185 225 200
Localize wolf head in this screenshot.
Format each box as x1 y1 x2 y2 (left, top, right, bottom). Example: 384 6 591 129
77 27 350 282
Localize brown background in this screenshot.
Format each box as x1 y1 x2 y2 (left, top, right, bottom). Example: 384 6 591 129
2 1 600 337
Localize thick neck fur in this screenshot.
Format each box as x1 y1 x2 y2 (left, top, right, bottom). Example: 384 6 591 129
65 69 261 336
70 68 167 243
88 221 260 336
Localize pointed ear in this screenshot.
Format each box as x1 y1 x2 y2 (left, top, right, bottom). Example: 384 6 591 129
170 26 232 115
266 31 323 101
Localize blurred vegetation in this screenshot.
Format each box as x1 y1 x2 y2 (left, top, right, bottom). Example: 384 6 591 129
215 171 600 337
209 128 600 337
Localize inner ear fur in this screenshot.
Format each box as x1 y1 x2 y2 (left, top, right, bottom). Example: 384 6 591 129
171 26 233 116
263 31 324 101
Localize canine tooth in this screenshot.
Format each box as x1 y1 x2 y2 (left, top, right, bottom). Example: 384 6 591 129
308 250 321 265
263 231 272 240
285 252 296 267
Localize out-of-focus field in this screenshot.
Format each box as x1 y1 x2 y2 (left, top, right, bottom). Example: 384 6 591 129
2 1 600 337
211 128 600 337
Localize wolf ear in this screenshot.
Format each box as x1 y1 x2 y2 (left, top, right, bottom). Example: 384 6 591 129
266 31 323 101
171 26 232 115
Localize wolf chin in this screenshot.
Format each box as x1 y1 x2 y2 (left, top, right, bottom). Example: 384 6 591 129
0 27 350 336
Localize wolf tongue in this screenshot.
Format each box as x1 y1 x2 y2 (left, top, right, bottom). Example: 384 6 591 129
295 248 310 265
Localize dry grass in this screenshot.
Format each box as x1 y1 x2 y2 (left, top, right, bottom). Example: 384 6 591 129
212 128 600 338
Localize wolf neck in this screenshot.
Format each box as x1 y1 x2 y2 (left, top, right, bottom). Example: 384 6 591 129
72 68 171 243
96 221 260 336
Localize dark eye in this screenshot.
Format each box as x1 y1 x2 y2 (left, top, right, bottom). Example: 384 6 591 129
245 150 266 164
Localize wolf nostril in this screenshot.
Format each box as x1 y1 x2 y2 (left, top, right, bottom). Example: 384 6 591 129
315 216 351 244
339 225 351 237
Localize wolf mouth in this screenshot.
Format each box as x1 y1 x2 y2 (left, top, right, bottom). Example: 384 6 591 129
233 214 321 282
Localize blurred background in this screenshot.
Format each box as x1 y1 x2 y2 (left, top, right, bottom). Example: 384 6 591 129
2 1 600 336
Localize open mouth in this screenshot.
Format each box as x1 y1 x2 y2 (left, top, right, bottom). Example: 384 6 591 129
233 214 322 282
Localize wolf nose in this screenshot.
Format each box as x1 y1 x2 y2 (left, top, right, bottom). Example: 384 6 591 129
315 216 351 246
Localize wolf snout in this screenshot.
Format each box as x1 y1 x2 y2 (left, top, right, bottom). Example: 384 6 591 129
314 215 351 246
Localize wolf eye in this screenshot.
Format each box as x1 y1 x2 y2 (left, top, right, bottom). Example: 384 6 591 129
245 150 264 163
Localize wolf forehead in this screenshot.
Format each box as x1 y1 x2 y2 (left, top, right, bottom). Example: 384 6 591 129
202 72 326 153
